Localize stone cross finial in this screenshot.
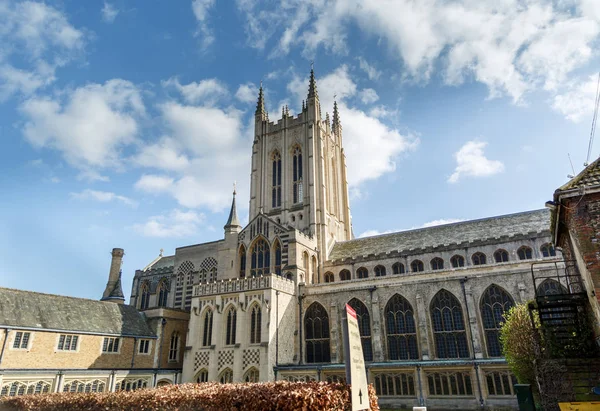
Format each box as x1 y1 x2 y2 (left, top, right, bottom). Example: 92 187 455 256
159 248 164 257
233 181 237 195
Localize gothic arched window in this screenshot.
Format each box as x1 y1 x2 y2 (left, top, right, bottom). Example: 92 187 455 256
340 269 351 281
411 260 424 273
517 246 533 260
305 302 331 363
225 306 237 346
374 265 386 277
430 290 469 359
239 245 246 278
209 267 217 282
494 249 509 263
139 282 150 310
357 267 369 279
168 332 180 362
219 368 233 384
202 309 213 347
450 255 465 268
481 285 514 357
324 272 334 283
195 369 208 383
251 238 270 277
392 262 405 275
537 279 568 296
348 298 373 361
385 294 419 360
431 258 444 271
244 368 260 383
273 240 282 276
541 243 556 257
272 151 282 208
250 305 262 344
311 255 318 283
293 146 303 204
157 279 169 307
472 252 487 266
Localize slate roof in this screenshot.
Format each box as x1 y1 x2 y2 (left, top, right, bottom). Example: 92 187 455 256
330 209 550 261
556 156 600 192
0 287 156 338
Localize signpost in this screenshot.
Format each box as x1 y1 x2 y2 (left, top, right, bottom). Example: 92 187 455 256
343 303 370 411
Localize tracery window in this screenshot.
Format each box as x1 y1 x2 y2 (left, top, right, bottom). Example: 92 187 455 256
340 269 351 281
411 260 424 273
209 267 217 282
305 302 331 363
392 262 405 275
494 249 509 263
431 257 444 271
195 369 208 383
244 368 260 383
348 298 373 361
250 305 262 344
139 281 150 310
168 332 179 362
357 267 369 279
219 368 233 384
541 243 556 257
480 285 514 357
250 238 270 277
485 371 517 396
116 378 148 392
427 372 473 396
517 246 533 260
293 146 303 204
239 245 246 278
324 272 334 283
374 265 386 277
273 241 282 276
537 279 567 296
430 290 469 359
63 380 105 393
472 252 487 265
225 306 237 346
157 279 169 307
202 309 213 347
272 151 282 208
450 255 465 268
385 294 419 360
374 373 415 397
1 381 51 397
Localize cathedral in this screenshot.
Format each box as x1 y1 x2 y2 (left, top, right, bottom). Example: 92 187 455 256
128 70 563 410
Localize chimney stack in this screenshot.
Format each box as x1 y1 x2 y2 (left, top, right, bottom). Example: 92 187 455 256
101 248 125 304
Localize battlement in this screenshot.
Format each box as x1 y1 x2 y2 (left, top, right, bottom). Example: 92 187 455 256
193 273 295 297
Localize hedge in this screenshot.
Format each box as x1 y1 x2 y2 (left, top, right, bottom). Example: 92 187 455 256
0 381 379 411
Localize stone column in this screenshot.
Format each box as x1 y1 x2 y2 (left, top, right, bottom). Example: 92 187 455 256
415 294 430 360
465 283 483 359
329 301 339 363
370 291 384 362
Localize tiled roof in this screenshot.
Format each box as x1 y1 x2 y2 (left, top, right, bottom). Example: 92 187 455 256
0 287 156 338
143 255 175 271
330 209 550 261
556 157 600 192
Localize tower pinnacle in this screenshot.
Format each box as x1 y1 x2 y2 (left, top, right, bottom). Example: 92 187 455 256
255 83 266 116
307 67 318 99
332 100 341 134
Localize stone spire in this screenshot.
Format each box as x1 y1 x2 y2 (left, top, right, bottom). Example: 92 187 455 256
307 67 318 99
332 100 341 135
224 187 241 230
255 82 266 116
101 248 125 304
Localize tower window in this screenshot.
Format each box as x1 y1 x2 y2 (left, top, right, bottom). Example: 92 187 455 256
293 146 303 204
272 151 282 208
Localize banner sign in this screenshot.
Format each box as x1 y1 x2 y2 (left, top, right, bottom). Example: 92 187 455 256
344 303 370 411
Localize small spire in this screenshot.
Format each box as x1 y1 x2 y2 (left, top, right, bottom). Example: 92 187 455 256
224 188 241 229
159 248 164 257
285 105 289 116
307 66 318 99
332 100 341 133
302 100 305 111
282 105 285 117
255 83 265 116
325 112 330 127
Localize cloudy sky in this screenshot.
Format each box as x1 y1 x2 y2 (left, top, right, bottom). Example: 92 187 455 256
1 0 599 300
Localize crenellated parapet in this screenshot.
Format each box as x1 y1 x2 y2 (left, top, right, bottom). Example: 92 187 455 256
193 273 295 297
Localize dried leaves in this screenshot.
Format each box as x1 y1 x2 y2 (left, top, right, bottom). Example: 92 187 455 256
0 381 379 411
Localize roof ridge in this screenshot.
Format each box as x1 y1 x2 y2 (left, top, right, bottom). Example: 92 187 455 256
0 286 131 306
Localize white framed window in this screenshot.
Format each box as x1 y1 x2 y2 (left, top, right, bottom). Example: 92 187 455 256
102 337 120 353
168 332 180 362
13 332 31 350
138 339 151 354
57 334 79 351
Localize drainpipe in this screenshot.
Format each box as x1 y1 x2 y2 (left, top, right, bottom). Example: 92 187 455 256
0 328 10 368
276 290 280 367
298 294 305 365
460 278 484 409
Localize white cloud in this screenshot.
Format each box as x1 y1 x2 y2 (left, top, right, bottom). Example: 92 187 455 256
448 141 504 183
359 88 379 104
191 0 216 48
552 74 599 122
163 77 227 105
77 170 110 183
358 57 381 81
358 229 396 238
359 218 463 238
421 218 464 228
133 137 190 171
132 209 205 238
19 79 144 169
71 189 137 207
101 2 119 23
135 174 175 193
235 82 257 104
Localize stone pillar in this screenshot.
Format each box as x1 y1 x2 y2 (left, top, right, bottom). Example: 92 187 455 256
465 283 483 359
370 291 384 362
329 301 339 363
518 282 527 303
415 294 430 360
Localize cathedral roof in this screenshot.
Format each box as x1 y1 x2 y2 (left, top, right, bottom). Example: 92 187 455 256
143 254 175 271
329 209 550 261
0 287 156 338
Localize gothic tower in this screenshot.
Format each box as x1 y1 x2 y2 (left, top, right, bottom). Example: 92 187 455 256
248 70 352 263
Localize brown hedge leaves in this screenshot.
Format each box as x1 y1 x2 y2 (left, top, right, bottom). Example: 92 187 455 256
0 381 379 411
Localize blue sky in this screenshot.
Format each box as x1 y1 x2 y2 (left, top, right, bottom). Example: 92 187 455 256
1 0 599 300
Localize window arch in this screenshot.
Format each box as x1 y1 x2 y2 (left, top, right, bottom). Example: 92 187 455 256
305 302 330 363
340 269 351 281
324 272 334 283
374 265 386 277
244 367 260 383
219 368 233 384
480 285 515 357
430 290 469 359
250 238 270 277
472 252 487 266
450 255 465 268
431 258 444 270
311 255 318 283
348 298 373 362
541 243 556 257
293 146 303 204
157 279 169 307
517 246 533 260
494 249 509 263
250 304 262 344
202 308 213 347
286 272 293 281
209 267 217 282
357 267 369 279
273 240 282 276
411 260 424 273
195 369 208 383
537 279 568 296
239 245 246 278
385 294 419 360
225 306 237 346
392 262 405 275
139 281 150 310
169 332 180 362
272 151 282 208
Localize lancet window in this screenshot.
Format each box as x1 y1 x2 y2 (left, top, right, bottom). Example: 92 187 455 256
385 294 419 360
348 298 373 361
202 309 213 347
272 151 282 208
293 146 303 204
250 305 262 344
139 281 150 310
225 306 237 346
480 285 514 357
430 290 469 359
305 302 331 363
157 279 169 307
273 240 282 276
250 238 270 277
